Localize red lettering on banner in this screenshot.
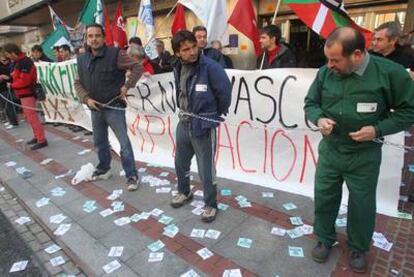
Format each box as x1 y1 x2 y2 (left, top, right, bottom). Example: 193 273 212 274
129 114 146 152
299 134 318 183
263 125 268 174
167 116 176 157
270 130 297 181
236 121 256 173
215 123 236 169
144 115 166 153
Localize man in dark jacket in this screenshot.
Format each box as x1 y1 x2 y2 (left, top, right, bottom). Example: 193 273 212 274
4 43 47 150
74 24 143 191
193 26 227 68
169 31 231 223
257 25 296 69
371 21 414 79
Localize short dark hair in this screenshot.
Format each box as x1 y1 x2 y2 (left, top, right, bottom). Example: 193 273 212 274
260 25 282 44
171 30 197 54
375 21 401 40
85 23 105 37
326 27 365 56
31 44 43 53
192 26 207 34
60 44 71 53
129 37 142 46
3 43 21 55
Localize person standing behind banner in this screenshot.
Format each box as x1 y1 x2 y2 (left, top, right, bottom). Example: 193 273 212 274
59 45 74 61
257 25 296 69
304 27 414 273
31 45 53 62
74 24 143 191
371 21 414 79
3 43 48 150
0 49 18 126
152 39 174 73
170 31 231 223
211 40 233 69
193 26 227 68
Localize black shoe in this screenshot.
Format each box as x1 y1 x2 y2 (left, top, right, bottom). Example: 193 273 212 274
88 170 112 181
126 176 141 191
30 141 48 150
349 251 367 273
26 138 37 145
311 242 331 263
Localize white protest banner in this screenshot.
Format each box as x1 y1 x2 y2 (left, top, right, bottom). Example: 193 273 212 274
36 60 403 217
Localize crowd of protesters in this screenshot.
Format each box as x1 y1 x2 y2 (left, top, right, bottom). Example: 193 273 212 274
0 20 413 273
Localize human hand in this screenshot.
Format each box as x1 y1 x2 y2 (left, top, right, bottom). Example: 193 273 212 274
317 118 336 136
349 126 376 142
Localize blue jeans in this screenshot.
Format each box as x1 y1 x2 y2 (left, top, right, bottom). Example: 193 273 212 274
91 108 137 178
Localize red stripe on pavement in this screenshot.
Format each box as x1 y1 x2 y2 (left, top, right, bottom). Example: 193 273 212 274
0 128 257 277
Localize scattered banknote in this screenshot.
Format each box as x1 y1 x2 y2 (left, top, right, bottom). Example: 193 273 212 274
148 252 164 262
9 260 28 273
108 246 124 257
102 260 121 274
223 269 242 277
271 227 286 237
50 256 65 267
283 202 297 210
289 217 304 226
147 240 165 252
114 217 131 226
15 216 31 225
44 244 61 254
221 189 232 196
180 269 200 277
190 229 205 238
288 246 304 258
197 247 214 260
50 214 67 224
237 237 253 248
54 224 71 236
262 192 274 198
205 229 221 240
36 197 50 208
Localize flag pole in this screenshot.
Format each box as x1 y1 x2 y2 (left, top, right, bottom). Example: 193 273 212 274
260 0 282 69
143 2 178 47
271 0 282 24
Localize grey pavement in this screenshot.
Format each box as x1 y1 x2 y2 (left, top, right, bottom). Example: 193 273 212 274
0 121 341 276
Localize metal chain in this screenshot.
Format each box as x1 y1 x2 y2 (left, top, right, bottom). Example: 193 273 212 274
1 93 412 152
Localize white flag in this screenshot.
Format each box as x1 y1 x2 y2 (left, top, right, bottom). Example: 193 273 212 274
178 0 229 45
48 5 64 30
137 0 158 60
95 0 104 25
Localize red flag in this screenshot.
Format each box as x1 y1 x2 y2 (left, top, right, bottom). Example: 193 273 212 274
104 5 113 46
228 0 261 56
285 0 373 48
112 0 128 48
171 3 186 35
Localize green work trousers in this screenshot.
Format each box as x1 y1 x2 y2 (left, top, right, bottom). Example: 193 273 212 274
314 139 382 252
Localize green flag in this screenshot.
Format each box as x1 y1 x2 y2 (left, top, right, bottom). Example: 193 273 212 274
78 0 104 25
41 25 71 61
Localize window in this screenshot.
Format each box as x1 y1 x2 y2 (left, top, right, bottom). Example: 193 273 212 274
374 11 406 29
351 15 365 28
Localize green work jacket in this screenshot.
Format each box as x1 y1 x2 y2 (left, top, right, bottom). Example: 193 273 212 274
304 54 414 151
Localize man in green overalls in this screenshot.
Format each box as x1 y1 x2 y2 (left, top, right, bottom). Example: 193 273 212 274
304 27 414 273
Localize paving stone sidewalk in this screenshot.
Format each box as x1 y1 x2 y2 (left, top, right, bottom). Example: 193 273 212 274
0 121 412 277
